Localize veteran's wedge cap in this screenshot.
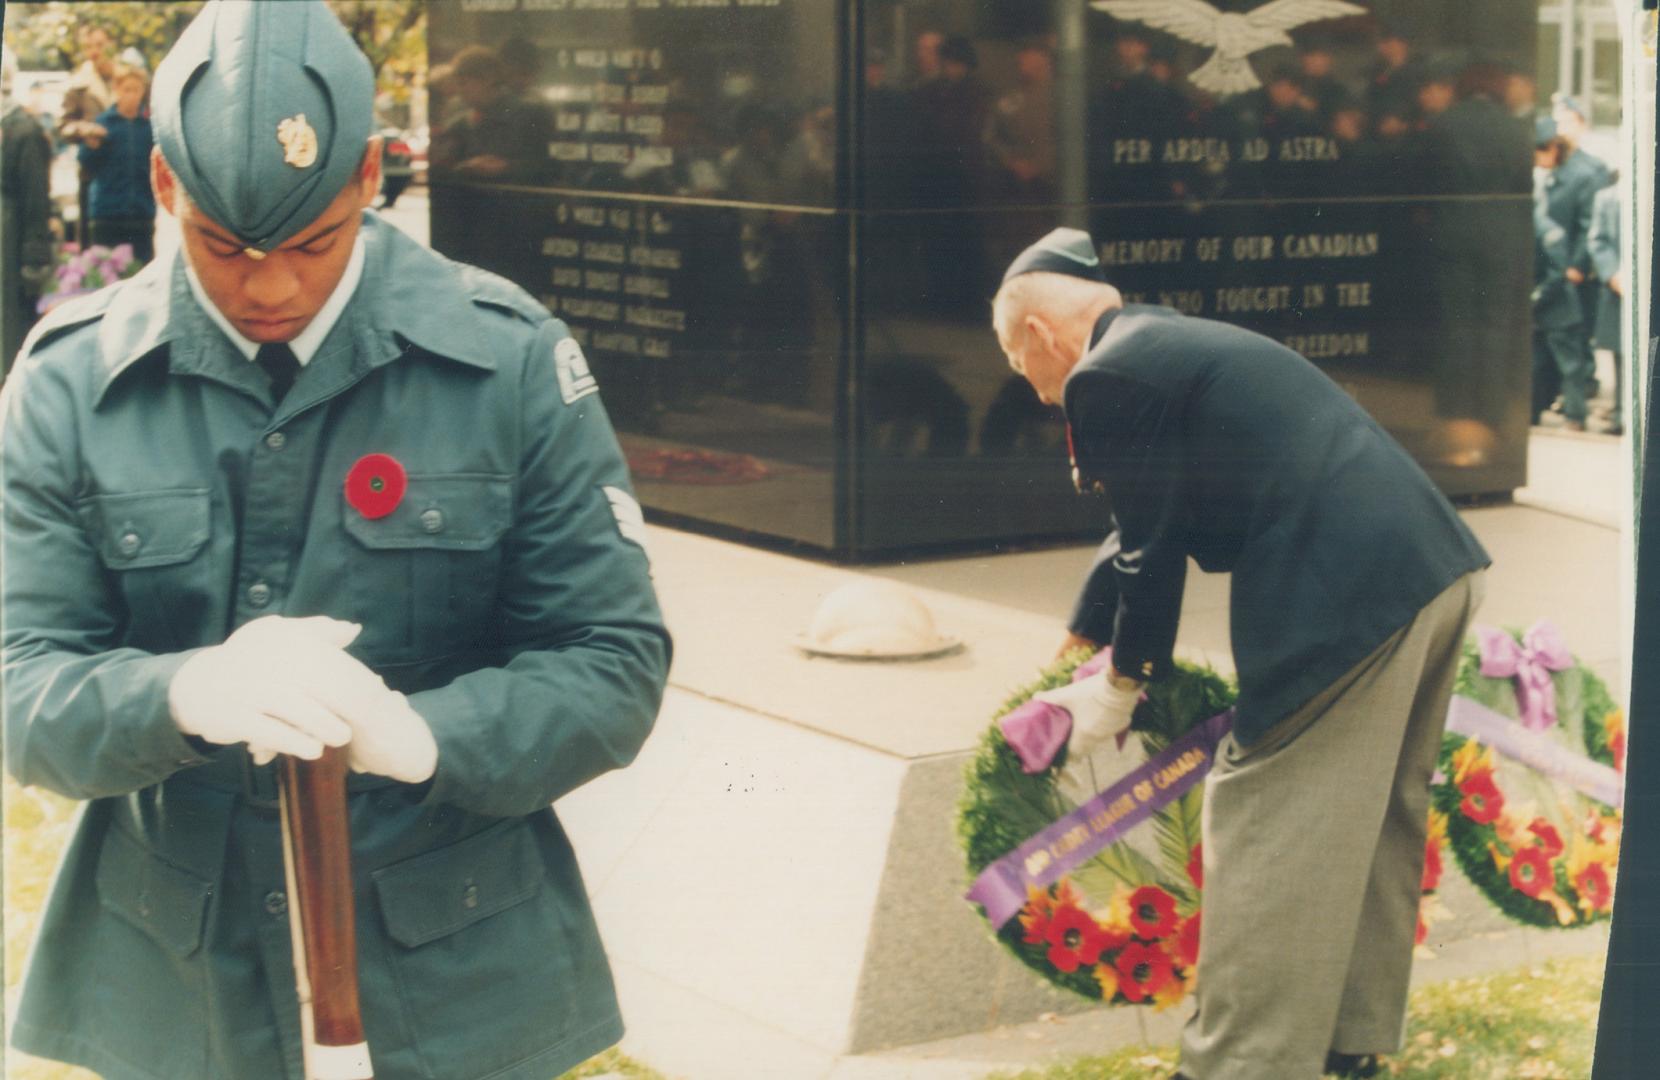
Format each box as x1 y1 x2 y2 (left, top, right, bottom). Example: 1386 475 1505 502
1002 227 1106 285
152 0 374 254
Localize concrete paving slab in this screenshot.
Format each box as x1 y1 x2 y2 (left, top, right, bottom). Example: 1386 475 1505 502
560 689 908 1058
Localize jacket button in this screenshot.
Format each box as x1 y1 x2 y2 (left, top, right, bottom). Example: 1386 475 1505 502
265 431 287 451
264 890 287 917
247 581 272 607
420 509 445 534
117 531 142 557
462 882 479 909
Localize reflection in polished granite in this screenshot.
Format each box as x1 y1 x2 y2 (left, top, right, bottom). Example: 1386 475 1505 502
430 0 1540 556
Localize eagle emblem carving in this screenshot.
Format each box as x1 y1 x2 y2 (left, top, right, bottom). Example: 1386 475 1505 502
1091 0 1367 99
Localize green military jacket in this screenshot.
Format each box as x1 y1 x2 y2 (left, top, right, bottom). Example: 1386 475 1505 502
2 214 672 1080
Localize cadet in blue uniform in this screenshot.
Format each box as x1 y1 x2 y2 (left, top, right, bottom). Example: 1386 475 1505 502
992 230 1489 1080
2 5 671 1079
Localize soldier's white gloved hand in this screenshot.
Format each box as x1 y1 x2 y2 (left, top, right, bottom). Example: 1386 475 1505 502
169 616 368 762
339 690 438 784
1033 672 1141 758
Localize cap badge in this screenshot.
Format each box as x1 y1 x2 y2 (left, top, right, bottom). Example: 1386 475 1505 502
277 113 319 169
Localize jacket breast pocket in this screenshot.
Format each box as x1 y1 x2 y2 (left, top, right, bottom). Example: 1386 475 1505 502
341 474 511 664
370 820 580 1078
81 488 213 652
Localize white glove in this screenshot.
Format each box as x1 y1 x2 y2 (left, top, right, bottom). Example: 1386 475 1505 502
337 689 438 784
1033 672 1141 757
1036 672 1142 804
170 616 438 783
169 616 367 762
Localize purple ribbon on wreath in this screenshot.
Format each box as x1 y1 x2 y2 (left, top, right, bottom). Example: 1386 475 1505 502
967 710 1232 928
1475 621 1573 732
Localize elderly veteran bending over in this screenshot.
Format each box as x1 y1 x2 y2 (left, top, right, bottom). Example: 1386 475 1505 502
2 4 669 1079
992 228 1488 1080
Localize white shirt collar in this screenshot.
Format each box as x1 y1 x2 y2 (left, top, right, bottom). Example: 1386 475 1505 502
184 231 367 366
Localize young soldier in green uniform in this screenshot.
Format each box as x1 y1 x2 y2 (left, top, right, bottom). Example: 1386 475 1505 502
2 4 671 1078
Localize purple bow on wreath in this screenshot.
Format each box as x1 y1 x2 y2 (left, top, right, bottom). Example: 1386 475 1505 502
1475 620 1573 732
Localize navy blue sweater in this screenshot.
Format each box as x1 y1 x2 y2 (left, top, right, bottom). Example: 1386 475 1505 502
79 106 155 221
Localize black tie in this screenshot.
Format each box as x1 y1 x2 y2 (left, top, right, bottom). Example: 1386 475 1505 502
256 342 300 403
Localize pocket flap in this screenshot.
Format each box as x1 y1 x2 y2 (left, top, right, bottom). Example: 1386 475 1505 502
343 474 511 552
83 489 211 569
372 820 542 948
95 825 214 957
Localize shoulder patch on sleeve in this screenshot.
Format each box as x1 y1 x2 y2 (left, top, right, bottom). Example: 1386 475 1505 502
602 485 649 551
555 337 600 404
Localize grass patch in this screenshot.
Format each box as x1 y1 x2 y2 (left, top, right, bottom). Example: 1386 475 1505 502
984 954 1604 1079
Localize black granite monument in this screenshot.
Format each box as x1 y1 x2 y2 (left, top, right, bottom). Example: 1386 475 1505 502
428 0 1535 557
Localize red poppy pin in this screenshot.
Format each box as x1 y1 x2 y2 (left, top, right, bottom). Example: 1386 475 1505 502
345 453 406 519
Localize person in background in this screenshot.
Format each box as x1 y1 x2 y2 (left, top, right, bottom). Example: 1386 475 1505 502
1532 116 1592 431
2 46 56 374
1587 179 1624 435
77 63 158 264
1550 93 1614 402
56 23 119 247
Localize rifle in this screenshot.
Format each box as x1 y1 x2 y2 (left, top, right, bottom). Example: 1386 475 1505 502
279 746 374 1079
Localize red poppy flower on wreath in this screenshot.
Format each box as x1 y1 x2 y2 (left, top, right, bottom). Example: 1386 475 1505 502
1018 884 1055 943
1421 839 1444 893
1114 941 1177 1003
345 453 407 520
1174 912 1201 969
1127 884 1180 939
1457 771 1505 825
1186 844 1203 889
1507 846 1557 900
1044 905 1122 973
1573 862 1613 913
1528 818 1565 859
1415 913 1428 946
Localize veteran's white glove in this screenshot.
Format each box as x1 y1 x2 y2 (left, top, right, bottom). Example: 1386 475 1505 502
169 616 438 783
1036 671 1142 804
1033 671 1141 758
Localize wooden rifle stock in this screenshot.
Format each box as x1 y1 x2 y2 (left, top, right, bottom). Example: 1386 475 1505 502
279 746 374 1079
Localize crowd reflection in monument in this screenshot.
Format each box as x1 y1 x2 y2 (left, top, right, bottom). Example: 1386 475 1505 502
425 8 1536 549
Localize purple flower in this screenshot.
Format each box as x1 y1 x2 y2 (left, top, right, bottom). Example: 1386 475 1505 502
107 244 135 271
59 269 85 292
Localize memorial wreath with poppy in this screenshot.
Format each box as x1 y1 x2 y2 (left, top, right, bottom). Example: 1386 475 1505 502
960 648 1475 1005
957 650 1229 1007
1431 622 1623 929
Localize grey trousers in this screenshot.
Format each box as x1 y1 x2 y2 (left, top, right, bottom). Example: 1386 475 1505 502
1178 570 1485 1080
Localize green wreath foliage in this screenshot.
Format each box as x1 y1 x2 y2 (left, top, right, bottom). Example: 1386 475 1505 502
957 650 1235 1003
1432 631 1621 930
